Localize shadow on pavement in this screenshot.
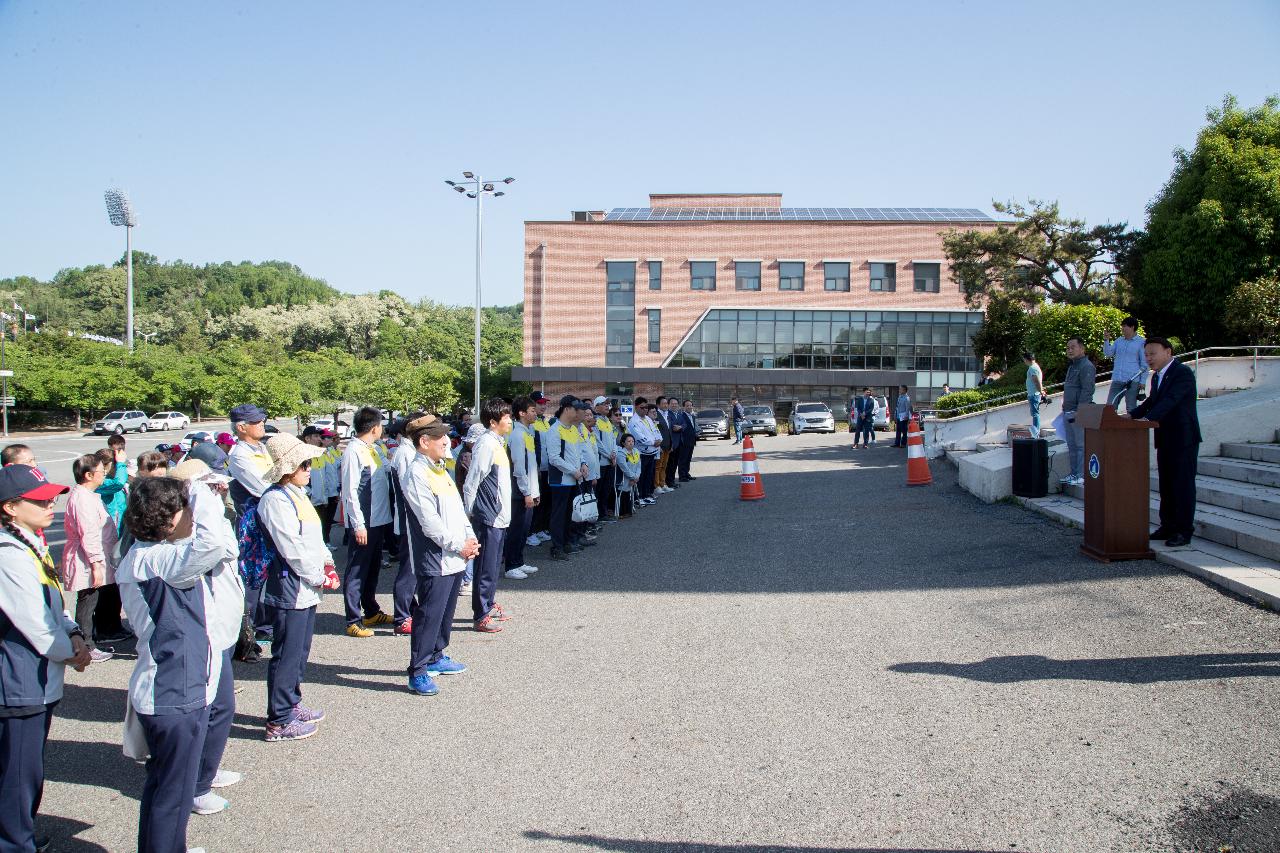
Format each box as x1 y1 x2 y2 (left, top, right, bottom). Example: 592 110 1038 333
888 652 1280 683
523 832 1010 853
44 739 143 797
34 815 110 853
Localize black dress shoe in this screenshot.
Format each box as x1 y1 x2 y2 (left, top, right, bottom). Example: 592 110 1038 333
550 548 570 561
1165 533 1192 547
1149 527 1171 540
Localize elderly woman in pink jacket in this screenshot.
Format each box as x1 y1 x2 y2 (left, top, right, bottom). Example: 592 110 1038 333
61 453 119 662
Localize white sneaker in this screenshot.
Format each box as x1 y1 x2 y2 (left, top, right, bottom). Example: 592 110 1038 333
537 531 552 543
661 486 674 493
459 582 473 595
525 535 540 547
210 769 242 788
504 568 528 580
519 564 539 574
192 791 229 815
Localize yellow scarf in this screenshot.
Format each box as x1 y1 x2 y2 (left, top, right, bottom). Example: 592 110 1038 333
625 449 639 465
557 425 580 444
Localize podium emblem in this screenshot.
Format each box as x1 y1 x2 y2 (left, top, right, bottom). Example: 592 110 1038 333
1088 453 1100 479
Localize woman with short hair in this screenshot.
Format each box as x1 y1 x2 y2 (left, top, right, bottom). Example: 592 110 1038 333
60 453 119 662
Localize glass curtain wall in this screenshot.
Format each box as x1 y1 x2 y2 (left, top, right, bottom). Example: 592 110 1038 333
605 262 636 367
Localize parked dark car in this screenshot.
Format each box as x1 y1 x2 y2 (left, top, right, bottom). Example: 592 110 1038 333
742 404 778 437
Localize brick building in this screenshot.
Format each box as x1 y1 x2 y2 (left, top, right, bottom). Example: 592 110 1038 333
514 193 1000 412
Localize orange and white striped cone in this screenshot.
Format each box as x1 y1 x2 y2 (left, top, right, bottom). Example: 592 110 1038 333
740 434 765 501
906 417 932 486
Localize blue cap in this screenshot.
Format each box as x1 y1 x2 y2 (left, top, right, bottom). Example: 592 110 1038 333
187 441 229 474
229 404 268 424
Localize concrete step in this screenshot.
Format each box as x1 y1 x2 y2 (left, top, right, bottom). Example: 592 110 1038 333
1063 483 1280 562
1153 473 1280 522
1198 455 1280 488
1221 442 1280 465
1016 492 1280 610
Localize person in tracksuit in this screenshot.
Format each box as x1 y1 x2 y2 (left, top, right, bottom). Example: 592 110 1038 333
544 399 587 560
227 403 274 653
614 433 641 518
528 393 552 542
504 396 540 580
576 406 602 544
166 461 247 818
591 396 618 520
302 426 334 543
0 465 88 853
400 415 479 696
259 434 332 743
387 414 426 635
340 407 394 638
463 399 513 633
117 475 238 853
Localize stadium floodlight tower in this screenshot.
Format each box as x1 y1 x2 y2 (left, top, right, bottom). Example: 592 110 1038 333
444 172 514 416
103 188 138 352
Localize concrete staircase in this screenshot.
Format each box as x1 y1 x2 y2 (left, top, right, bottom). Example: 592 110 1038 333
1022 430 1280 609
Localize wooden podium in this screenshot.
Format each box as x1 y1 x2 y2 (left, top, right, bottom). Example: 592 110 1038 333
1075 403 1158 562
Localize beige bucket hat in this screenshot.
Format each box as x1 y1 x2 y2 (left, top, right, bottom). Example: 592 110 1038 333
264 433 325 483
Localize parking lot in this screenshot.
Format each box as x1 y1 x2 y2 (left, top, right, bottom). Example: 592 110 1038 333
30 429 1280 852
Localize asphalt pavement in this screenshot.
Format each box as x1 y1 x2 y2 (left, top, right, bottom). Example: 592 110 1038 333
35 430 1280 852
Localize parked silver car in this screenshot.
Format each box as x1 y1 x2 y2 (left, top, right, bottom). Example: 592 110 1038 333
93 410 149 435
742 404 778 437
789 402 836 435
696 408 730 440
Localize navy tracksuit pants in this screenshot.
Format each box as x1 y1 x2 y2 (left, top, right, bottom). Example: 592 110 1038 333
343 523 387 625
409 572 463 677
0 702 55 853
504 498 532 569
548 486 574 549
392 524 416 627
265 605 317 726
471 522 507 622
138 705 209 853
196 647 235 797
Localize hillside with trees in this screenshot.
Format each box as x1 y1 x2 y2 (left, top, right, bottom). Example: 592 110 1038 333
0 255 525 425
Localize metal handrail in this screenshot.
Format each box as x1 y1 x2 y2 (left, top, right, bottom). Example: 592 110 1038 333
932 345 1280 418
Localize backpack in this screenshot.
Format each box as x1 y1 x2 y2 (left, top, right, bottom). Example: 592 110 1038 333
236 494 276 590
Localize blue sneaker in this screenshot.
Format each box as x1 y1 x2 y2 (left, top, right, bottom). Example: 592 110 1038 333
407 674 439 696
426 656 467 677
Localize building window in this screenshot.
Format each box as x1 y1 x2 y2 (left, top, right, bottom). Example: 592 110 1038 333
648 260 662 290
648 309 661 353
914 262 940 293
824 262 850 291
779 261 805 291
735 261 761 291
870 262 896 292
605 261 636 367
690 261 717 291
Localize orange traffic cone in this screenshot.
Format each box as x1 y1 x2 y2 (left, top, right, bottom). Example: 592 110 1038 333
906 417 932 486
740 435 765 501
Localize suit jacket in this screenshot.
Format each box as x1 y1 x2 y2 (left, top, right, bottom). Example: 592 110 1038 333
655 410 673 451
854 396 876 419
1131 360 1201 449
664 409 685 450
679 410 699 443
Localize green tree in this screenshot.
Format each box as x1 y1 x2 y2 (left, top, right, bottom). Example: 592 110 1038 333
1126 95 1280 346
1022 303 1133 378
943 199 1137 307
1223 274 1280 345
970 291 1033 373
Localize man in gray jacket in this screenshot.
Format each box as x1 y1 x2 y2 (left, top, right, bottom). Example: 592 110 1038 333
1061 336 1097 486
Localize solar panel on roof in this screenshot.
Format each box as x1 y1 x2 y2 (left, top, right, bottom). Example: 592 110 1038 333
601 207 994 222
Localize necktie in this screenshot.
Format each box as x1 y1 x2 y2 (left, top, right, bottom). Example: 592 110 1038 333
1151 371 1161 397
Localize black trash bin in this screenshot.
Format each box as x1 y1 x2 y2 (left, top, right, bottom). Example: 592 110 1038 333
1011 437 1049 498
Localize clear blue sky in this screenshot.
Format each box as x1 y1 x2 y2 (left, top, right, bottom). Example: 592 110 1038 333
2 0 1277 307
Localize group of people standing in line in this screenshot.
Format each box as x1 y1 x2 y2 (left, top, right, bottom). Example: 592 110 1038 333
0 386 707 853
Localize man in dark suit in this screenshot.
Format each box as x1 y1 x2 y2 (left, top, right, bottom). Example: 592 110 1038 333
653 396 675 493
1125 336 1201 547
662 397 684 489
677 399 699 482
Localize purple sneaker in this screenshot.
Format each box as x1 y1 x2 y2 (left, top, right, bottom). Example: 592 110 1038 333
265 718 318 742
292 704 325 724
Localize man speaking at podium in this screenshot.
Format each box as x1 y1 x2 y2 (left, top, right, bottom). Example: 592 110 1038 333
1122 336 1201 547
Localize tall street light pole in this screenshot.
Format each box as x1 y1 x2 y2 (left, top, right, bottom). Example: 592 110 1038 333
446 173 513 416
104 188 138 352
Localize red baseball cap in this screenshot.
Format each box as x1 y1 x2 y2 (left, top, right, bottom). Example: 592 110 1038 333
0 465 69 503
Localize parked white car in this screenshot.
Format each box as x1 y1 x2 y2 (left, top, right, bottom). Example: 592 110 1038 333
93 410 149 435
147 411 190 431
790 402 836 435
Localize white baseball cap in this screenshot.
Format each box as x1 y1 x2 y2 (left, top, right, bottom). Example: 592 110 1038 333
592 396 609 407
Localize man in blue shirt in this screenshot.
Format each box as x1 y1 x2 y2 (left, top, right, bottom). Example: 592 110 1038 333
1103 317 1148 414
